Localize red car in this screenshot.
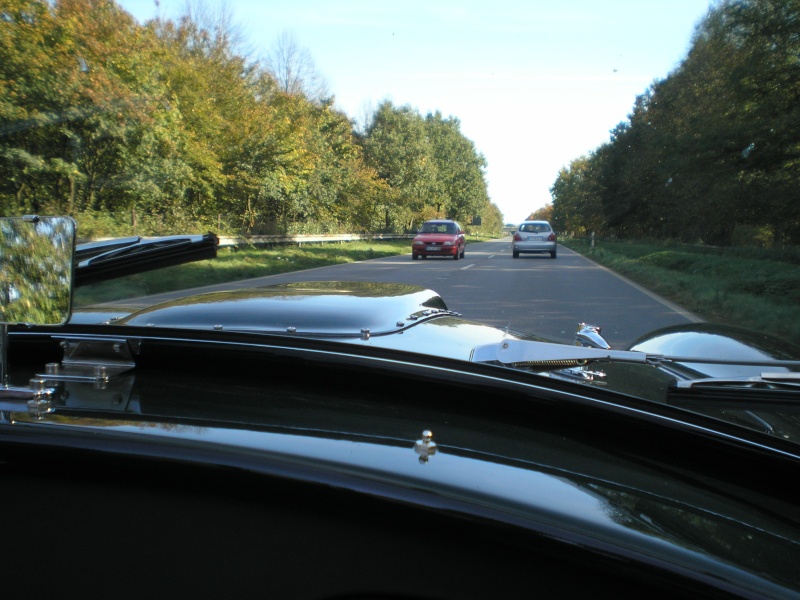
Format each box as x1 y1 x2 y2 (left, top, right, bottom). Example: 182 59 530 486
411 220 466 260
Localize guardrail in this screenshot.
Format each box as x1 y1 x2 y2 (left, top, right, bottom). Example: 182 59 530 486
217 233 413 247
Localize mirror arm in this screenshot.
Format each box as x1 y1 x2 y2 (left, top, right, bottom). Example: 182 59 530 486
0 323 55 414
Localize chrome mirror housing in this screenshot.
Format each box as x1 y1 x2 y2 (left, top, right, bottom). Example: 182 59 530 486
1 215 75 326
1 215 75 397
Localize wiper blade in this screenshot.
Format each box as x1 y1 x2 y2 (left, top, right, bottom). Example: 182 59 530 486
75 233 218 285
675 373 800 390
74 236 142 261
668 373 800 408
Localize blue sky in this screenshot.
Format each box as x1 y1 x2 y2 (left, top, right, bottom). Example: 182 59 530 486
119 0 713 223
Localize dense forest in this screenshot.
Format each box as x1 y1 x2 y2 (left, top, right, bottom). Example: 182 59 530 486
551 0 800 247
0 0 502 237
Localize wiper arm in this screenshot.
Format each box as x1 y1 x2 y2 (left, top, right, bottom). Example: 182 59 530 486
470 339 661 368
75 233 218 285
471 339 800 372
473 340 800 406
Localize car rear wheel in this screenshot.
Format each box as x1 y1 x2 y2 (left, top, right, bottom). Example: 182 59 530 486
550 250 557 259
412 254 419 260
513 251 519 258
453 250 459 260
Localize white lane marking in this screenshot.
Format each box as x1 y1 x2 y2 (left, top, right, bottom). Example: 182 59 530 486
460 263 475 270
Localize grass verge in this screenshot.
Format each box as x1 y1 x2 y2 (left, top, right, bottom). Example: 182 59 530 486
560 237 800 343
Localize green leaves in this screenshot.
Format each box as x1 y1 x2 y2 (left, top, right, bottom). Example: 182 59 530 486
2 1 495 237
551 0 800 246
425 112 489 223
362 102 492 231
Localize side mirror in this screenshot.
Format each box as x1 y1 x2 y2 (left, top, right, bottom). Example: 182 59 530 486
1 215 75 395
1 215 75 326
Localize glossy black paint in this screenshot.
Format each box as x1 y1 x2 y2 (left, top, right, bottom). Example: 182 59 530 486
3 326 800 597
114 281 450 337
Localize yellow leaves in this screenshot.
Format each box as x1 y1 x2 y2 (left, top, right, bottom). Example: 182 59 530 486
2 1 412 234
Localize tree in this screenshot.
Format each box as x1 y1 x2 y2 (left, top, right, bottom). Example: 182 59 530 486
424 111 489 223
566 0 800 245
362 101 437 230
550 155 605 236
528 204 553 222
0 0 189 230
265 30 330 104
479 201 504 236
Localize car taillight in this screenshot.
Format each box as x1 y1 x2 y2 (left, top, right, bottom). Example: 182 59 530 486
547 233 556 241
513 233 522 241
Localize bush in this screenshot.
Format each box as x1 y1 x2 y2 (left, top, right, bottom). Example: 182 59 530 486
639 251 698 272
731 224 774 248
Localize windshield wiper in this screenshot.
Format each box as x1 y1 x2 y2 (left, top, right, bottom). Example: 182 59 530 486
471 339 800 370
471 340 800 400
470 339 661 368
667 373 800 407
75 233 218 285
675 373 800 390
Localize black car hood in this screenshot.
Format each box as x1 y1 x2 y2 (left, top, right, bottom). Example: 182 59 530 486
111 281 453 337
6 342 800 598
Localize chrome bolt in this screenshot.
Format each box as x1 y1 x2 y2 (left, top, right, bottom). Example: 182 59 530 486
414 430 438 464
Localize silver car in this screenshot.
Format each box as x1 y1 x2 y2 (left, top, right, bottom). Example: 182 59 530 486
512 220 557 258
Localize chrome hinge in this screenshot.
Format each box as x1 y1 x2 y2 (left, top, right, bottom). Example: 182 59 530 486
0 378 56 417
40 336 139 384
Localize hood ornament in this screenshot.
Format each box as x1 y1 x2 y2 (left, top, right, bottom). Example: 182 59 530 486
576 323 611 349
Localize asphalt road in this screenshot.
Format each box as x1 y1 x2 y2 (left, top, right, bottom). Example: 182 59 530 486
140 237 699 349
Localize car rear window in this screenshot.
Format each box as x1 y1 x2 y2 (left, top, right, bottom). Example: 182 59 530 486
519 223 550 233
421 223 457 234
